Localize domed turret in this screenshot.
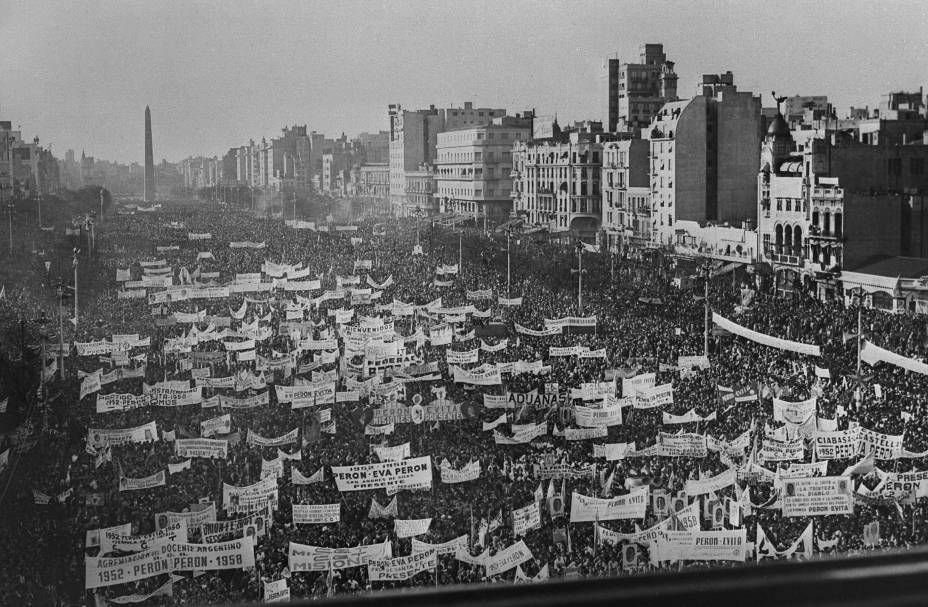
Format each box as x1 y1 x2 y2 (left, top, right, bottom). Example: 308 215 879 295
767 113 790 138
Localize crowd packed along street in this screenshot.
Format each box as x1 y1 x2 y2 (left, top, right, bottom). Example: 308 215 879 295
3 2 928 606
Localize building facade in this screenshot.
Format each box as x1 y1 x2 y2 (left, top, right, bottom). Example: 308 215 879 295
388 102 506 210
404 164 436 215
601 138 649 251
647 72 762 246
512 123 607 233
434 115 532 221
757 103 928 299
603 43 678 133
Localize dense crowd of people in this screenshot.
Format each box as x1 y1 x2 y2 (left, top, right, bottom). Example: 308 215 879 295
1 196 927 607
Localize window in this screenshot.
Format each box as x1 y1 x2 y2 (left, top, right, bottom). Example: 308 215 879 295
888 157 902 176
911 157 925 176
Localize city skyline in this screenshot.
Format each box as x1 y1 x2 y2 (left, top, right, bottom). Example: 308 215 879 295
2 0 926 163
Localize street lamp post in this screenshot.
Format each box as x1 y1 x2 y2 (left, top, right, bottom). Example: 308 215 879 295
38 311 48 432
37 193 42 228
99 188 104 222
506 226 513 297
575 241 585 312
72 249 80 327
458 228 462 276
56 285 65 379
700 259 713 357
7 199 13 256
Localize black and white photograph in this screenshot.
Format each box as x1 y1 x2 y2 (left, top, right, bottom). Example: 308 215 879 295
1 1 927 605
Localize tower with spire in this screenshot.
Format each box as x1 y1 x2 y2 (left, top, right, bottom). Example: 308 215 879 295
143 106 155 202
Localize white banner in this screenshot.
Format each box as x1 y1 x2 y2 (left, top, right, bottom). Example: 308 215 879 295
247 428 299 448
288 541 392 572
411 535 468 556
684 468 736 496
484 540 533 577
713 312 821 357
814 427 861 460
569 487 649 522
368 549 437 581
781 476 854 517
452 365 502 385
447 349 479 364
88 421 158 449
374 443 411 463
200 414 231 438
574 400 624 428
119 470 166 492
175 438 228 459
658 432 707 457
100 521 188 554
512 503 541 537
440 460 481 484
293 504 341 524
331 456 432 492
394 518 432 538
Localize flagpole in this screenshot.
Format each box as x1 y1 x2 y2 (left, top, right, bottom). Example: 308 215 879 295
857 303 862 375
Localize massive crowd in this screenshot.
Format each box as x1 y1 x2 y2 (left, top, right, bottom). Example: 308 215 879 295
1 197 927 607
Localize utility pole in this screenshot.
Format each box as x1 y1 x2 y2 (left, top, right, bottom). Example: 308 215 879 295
506 226 512 297
458 228 462 276
702 259 712 357
7 199 13 256
38 311 48 432
57 286 65 379
575 241 584 312
72 249 80 327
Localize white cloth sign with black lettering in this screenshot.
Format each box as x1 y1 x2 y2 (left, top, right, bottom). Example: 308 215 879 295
394 518 432 538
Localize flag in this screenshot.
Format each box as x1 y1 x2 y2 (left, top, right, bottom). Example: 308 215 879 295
843 331 858 344
0 285 5 299
842 453 875 476
534 482 543 504
601 467 615 498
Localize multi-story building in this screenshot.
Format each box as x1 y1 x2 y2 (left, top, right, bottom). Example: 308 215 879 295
601 138 649 251
757 99 928 299
355 132 390 164
512 121 608 233
358 163 390 213
434 114 532 221
388 102 506 210
647 72 763 246
322 149 351 196
602 43 678 133
404 164 436 215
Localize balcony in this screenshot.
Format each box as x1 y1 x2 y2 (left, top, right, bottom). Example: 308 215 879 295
807 230 843 241
764 246 804 267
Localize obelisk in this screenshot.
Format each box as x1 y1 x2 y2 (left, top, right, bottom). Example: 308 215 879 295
143 105 156 202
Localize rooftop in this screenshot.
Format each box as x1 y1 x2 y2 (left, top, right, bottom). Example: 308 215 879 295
849 256 928 278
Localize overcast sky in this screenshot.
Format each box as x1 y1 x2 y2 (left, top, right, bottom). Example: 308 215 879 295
2 0 926 163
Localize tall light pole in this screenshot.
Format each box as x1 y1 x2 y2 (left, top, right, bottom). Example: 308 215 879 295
72 248 80 327
99 188 104 223
506 226 513 297
56 285 65 379
6 199 14 256
575 241 585 312
37 193 42 228
458 228 462 275
415 208 424 246
700 259 712 357
38 311 48 432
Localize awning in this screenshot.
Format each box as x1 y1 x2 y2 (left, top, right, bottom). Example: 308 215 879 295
711 262 742 278
494 217 525 233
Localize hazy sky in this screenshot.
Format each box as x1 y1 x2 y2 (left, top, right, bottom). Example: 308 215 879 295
2 0 926 163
